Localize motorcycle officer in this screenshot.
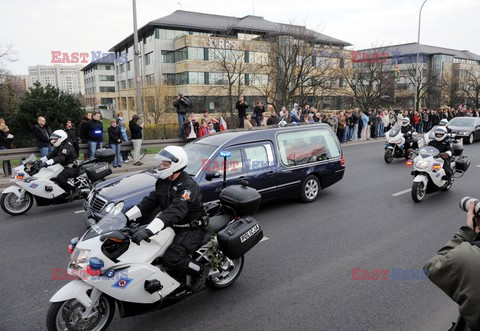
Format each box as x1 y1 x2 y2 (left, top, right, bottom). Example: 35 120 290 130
428 126 454 181
401 117 414 149
424 200 480 330
40 130 79 197
124 146 209 292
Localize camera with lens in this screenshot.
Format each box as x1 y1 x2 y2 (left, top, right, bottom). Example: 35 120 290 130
459 197 480 215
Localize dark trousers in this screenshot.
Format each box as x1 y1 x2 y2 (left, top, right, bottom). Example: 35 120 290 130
238 116 245 129
162 228 206 277
337 128 345 142
56 167 80 193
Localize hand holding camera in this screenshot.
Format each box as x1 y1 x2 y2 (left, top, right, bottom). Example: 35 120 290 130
459 197 480 233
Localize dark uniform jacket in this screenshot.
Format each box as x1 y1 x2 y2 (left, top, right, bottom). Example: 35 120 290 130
424 226 480 330
85 120 103 142
428 139 454 154
46 141 77 166
401 124 413 135
137 171 204 228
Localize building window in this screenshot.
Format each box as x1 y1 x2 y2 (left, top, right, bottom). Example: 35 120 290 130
105 65 112 70
120 64 125 73
188 72 205 85
100 86 115 92
99 75 115 81
155 28 160 39
127 61 131 71
146 74 155 86
121 80 126 89
128 79 133 88
175 48 188 62
163 73 176 85
204 48 209 61
176 72 188 85
245 74 250 86
244 51 250 63
145 52 153 65
204 72 209 84
162 50 175 63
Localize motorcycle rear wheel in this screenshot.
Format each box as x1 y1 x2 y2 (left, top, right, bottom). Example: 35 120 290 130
1 191 34 215
46 295 115 331
412 181 426 202
208 255 244 289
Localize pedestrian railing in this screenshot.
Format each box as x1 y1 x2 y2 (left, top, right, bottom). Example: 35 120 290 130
0 138 185 161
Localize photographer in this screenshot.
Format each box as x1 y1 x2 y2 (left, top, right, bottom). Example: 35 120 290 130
174 92 190 138
424 199 480 331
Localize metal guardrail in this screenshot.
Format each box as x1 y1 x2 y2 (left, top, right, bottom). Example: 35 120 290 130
0 138 185 161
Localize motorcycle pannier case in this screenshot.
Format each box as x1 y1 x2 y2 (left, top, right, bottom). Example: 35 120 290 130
455 155 470 172
94 148 115 162
86 162 112 181
219 185 261 216
217 216 263 259
452 141 464 157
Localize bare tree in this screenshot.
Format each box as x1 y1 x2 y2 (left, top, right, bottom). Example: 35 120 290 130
440 72 461 107
463 72 480 109
0 43 18 67
142 84 172 124
206 33 251 115
402 61 439 110
340 47 394 112
264 25 341 108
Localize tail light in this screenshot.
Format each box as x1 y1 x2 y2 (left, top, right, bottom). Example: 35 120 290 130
340 155 345 167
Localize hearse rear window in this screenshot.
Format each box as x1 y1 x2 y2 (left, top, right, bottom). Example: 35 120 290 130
276 129 340 166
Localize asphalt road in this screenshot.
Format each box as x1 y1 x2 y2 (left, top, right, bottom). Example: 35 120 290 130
1 139 480 331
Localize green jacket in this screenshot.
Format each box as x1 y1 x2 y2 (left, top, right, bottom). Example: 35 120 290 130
424 226 480 331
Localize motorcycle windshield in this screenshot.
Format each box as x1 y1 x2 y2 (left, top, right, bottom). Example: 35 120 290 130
419 146 439 158
22 154 36 164
389 125 401 137
83 213 128 241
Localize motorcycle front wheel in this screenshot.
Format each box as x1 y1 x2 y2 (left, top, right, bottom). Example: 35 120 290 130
208 255 244 289
0 191 34 215
411 181 426 202
46 295 115 331
384 149 394 163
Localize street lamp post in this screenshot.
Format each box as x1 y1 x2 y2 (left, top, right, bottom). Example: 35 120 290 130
132 0 143 122
414 0 428 112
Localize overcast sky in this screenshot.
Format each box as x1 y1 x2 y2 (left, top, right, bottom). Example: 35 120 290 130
1 0 478 75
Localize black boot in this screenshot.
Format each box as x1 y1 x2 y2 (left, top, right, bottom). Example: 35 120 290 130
190 265 210 293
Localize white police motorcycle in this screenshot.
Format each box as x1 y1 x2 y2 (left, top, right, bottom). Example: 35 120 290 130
1 149 113 216
47 180 264 330
409 139 470 202
384 125 423 163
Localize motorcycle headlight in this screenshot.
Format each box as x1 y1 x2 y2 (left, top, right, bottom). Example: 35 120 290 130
104 203 115 213
112 202 124 215
68 248 91 270
415 160 430 169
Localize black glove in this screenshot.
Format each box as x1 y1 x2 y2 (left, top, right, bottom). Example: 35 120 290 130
39 162 48 168
131 228 153 245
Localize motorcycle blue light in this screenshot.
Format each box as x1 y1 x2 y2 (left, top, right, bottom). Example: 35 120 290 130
89 257 104 270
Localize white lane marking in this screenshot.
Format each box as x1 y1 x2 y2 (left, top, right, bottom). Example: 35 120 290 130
476 164 480 168
392 188 411 197
74 210 84 214
260 236 269 242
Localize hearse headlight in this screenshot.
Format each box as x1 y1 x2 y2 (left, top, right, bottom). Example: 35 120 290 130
112 202 124 215
104 203 115 213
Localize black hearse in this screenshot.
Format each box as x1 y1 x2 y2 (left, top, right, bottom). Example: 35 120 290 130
84 123 345 226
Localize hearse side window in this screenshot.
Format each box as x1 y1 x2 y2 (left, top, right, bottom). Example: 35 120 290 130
244 144 273 170
276 129 340 166
211 149 244 178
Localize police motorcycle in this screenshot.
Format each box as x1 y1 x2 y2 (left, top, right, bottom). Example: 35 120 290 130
384 124 423 163
46 151 264 331
0 149 115 216
409 127 470 202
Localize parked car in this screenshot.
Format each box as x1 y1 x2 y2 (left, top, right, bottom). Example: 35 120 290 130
83 123 345 226
447 117 480 144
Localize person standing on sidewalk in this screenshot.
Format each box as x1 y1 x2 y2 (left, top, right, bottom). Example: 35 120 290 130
64 119 79 156
0 118 13 176
129 114 143 166
108 119 122 168
351 108 360 141
79 112 92 160
117 116 129 164
33 116 52 157
235 95 249 129
174 92 190 139
253 101 265 127
85 112 103 159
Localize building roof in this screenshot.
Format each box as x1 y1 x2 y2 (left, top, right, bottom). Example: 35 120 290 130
359 42 480 62
110 10 351 52
81 54 115 72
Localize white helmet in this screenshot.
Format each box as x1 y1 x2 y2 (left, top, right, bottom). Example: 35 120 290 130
50 130 68 147
439 119 448 126
402 118 410 127
434 126 448 142
154 146 188 179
